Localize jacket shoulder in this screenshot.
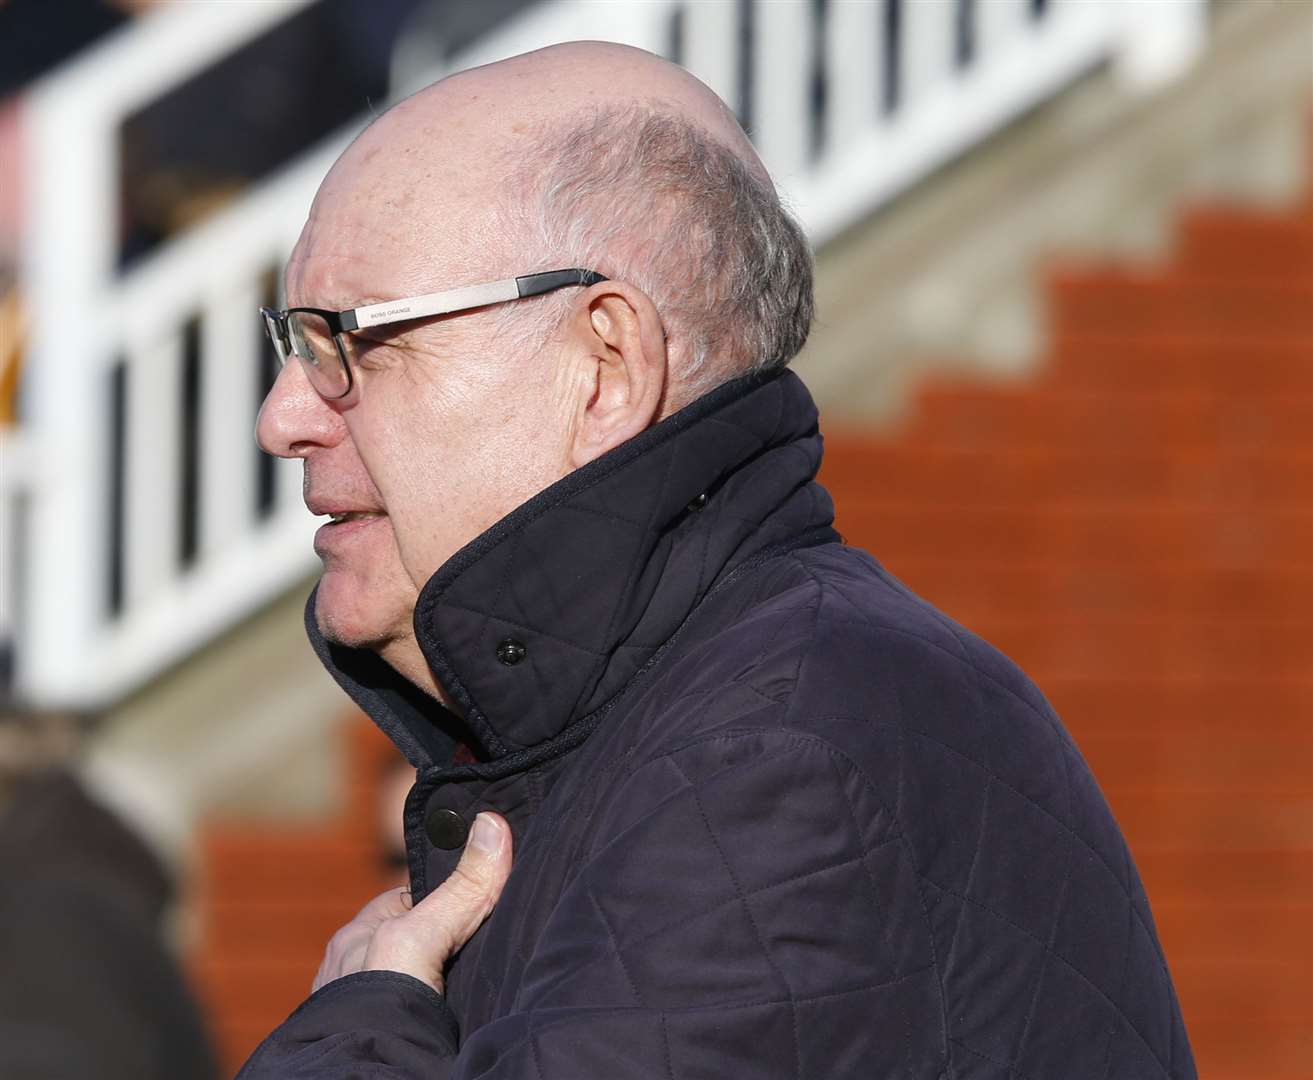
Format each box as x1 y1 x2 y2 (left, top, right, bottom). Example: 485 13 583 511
619 542 1194 1078
784 543 1192 1078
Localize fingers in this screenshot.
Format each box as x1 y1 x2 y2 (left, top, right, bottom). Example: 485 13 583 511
313 923 370 992
311 886 412 992
354 885 414 923
363 812 514 992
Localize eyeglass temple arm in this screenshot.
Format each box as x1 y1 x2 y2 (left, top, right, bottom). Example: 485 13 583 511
341 269 607 332
516 268 608 297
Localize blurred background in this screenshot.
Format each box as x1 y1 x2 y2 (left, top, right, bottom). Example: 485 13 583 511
0 0 1308 1076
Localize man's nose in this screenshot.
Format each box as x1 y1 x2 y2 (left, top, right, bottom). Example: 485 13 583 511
255 359 347 458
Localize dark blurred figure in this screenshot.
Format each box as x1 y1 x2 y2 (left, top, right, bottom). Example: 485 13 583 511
0 0 141 98
118 0 424 264
0 713 217 1080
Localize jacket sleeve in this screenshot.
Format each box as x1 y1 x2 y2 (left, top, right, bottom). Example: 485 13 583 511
239 729 946 1077
234 971 458 1079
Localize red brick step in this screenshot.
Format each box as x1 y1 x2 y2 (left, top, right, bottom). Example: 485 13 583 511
1177 206 1313 282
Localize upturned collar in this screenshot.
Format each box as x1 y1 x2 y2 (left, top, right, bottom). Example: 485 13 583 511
308 369 836 769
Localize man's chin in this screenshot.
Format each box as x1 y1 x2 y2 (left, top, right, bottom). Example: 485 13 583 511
313 570 407 652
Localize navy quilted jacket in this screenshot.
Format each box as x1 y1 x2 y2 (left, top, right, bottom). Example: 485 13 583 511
239 371 1196 1079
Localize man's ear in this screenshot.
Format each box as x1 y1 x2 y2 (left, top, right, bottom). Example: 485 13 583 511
566 281 667 469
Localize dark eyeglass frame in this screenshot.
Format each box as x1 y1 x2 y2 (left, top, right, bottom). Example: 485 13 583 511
260 267 608 399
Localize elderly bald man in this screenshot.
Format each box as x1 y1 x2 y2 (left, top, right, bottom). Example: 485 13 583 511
241 42 1194 1080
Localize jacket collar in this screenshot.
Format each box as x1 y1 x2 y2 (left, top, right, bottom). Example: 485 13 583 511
307 369 835 768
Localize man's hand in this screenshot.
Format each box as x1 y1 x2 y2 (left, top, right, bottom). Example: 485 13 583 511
312 812 513 995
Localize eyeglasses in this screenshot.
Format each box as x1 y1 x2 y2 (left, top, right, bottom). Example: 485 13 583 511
260 267 607 399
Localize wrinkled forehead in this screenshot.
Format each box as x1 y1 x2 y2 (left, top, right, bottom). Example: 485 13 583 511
286 114 515 310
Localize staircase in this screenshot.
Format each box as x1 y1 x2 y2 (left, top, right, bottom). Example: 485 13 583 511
190 193 1311 1078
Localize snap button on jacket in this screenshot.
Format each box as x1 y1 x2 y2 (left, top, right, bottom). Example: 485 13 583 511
424 807 468 850
239 371 1196 1079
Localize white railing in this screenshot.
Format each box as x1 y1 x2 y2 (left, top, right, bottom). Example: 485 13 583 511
10 0 1205 707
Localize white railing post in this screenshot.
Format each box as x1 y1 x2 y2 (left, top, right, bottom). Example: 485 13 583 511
975 0 1033 60
122 328 183 610
682 0 739 110
901 0 958 109
0 433 37 662
199 281 260 562
752 0 813 180
1111 0 1208 91
19 76 119 704
825 0 883 156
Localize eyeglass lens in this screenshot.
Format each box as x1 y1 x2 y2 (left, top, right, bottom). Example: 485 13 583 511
286 311 349 398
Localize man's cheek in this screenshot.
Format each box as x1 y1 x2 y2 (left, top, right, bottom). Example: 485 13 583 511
387 512 446 592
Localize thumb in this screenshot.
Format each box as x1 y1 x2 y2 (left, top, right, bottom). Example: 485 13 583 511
411 812 514 953
362 813 513 992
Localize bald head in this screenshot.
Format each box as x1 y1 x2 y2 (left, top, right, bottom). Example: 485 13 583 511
345 41 771 204
417 42 769 182
290 40 812 403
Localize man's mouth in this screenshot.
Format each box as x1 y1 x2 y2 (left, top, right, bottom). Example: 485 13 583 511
313 508 386 557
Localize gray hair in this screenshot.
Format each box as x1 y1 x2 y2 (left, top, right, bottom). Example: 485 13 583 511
492 106 814 402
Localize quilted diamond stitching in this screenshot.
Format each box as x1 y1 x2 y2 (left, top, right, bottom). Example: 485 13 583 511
749 712 1173 1075
787 554 955 1070
473 526 520 679
587 885 647 1006
943 778 994 978
1009 737 1079 1073
527 1008 546 1080
692 496 715 595
808 711 1170 1028
950 1035 1039 1080
1009 818 1078 1072
614 966 935 1013
886 706 955 1078
825 570 1074 748
703 409 776 451
512 964 938 1032
498 975 948 1073
906 720 1145 946
794 620 1149 927
665 753 803 1080
438 603 612 657
493 588 1171 1074
926 875 1168 1076
1010 952 1051 1080
589 843 899 966
597 723 954 1066
1100 841 1139 1080
658 1013 675 1080
586 444 682 684
498 967 941 1078
854 551 973 666
825 749 921 1079
549 500 650 532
